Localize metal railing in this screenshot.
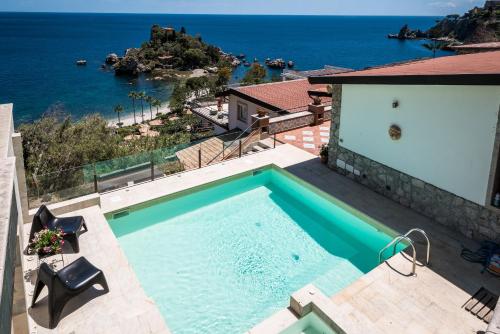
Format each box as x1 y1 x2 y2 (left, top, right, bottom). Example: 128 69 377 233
26 128 278 209
379 235 417 276
378 228 430 276
206 118 261 165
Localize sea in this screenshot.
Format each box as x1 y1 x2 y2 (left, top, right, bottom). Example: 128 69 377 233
0 13 452 124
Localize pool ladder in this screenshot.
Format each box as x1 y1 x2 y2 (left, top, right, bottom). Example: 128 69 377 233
378 228 430 276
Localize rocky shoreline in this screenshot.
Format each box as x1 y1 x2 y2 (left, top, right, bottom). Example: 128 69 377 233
388 5 499 49
102 25 242 81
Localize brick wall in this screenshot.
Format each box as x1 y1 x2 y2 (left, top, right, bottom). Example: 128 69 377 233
327 84 500 242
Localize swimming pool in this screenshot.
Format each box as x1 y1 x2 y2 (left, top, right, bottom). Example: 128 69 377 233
107 165 402 334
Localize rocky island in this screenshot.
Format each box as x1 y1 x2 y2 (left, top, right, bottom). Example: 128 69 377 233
105 25 237 79
388 2 499 48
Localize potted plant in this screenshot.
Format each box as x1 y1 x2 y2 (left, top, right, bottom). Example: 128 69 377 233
320 144 329 163
28 228 65 256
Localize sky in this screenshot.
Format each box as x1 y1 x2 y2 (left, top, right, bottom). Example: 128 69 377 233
0 0 485 16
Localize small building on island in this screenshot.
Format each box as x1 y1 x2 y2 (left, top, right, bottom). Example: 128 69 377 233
310 51 500 241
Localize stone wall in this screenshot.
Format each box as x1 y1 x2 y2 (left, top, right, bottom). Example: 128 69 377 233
269 111 314 134
268 110 331 134
327 84 500 242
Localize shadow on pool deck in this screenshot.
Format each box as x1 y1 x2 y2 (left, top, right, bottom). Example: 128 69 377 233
283 158 500 333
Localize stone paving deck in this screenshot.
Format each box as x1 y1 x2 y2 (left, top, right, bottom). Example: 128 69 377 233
275 121 331 155
20 206 170 334
21 144 500 333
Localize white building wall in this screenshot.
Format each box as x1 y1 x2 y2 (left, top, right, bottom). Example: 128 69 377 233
228 95 271 132
339 84 500 205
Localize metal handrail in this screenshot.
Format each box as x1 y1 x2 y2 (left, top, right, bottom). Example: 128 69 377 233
402 228 430 265
379 235 417 276
206 118 261 165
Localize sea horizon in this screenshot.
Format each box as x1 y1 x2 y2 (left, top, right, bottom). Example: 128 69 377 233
0 11 444 17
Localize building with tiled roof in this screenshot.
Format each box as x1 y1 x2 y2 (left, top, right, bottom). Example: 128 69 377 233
310 51 500 85
231 79 331 114
308 50 500 242
191 79 333 135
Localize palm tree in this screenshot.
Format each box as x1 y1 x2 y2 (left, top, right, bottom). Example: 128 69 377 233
138 91 146 123
114 104 124 127
152 98 162 116
145 96 154 120
127 91 138 124
422 39 446 58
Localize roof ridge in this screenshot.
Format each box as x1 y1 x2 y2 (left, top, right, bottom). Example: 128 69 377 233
235 78 309 91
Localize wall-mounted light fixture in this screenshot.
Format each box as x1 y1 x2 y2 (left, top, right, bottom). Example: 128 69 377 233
392 100 399 108
389 124 402 140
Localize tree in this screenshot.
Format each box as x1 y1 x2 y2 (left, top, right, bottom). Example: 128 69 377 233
138 91 146 123
170 83 189 114
180 26 186 34
241 64 267 85
152 98 162 116
184 48 208 69
114 105 124 127
216 67 232 88
145 96 154 120
128 91 138 124
422 39 447 58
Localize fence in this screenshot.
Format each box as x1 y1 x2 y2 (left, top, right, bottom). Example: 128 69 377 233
26 131 278 209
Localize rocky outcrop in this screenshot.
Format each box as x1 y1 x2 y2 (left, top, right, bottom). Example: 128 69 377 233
388 24 427 40
113 48 153 76
389 6 499 44
107 26 230 77
427 9 499 43
105 53 119 65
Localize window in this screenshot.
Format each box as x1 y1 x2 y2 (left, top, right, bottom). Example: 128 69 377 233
237 102 248 122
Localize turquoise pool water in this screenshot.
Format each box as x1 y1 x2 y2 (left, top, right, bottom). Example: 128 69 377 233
280 313 338 334
107 166 401 334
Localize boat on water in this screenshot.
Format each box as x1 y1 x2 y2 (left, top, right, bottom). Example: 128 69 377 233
76 60 87 66
253 57 258 63
287 61 294 68
244 62 251 67
236 54 246 59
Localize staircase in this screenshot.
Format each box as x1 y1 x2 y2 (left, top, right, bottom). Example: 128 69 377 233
176 137 225 170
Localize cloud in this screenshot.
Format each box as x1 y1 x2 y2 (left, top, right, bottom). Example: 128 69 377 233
428 1 457 8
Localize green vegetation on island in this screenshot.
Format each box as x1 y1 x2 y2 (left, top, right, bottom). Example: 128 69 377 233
388 4 499 48
108 25 233 79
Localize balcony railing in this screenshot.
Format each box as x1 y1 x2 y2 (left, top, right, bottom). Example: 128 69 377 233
26 131 279 209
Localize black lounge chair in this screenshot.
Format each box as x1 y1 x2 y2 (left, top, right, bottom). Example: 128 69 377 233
29 205 88 253
31 257 109 328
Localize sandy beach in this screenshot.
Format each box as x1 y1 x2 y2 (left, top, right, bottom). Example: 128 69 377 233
108 103 172 127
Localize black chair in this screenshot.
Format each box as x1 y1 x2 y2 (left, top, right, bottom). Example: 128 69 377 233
29 205 88 253
31 257 109 328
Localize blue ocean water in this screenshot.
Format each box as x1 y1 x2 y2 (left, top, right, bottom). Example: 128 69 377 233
0 13 451 124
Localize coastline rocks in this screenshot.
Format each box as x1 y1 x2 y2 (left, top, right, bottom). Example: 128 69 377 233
387 24 427 40
105 53 119 65
389 6 499 45
113 57 139 75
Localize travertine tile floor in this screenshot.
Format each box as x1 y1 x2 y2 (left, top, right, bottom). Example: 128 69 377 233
21 144 500 333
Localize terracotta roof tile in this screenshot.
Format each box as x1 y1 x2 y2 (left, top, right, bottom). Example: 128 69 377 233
233 79 331 113
333 51 500 77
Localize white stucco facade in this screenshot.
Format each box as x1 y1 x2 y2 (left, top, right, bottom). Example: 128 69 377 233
228 95 271 132
339 84 500 205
